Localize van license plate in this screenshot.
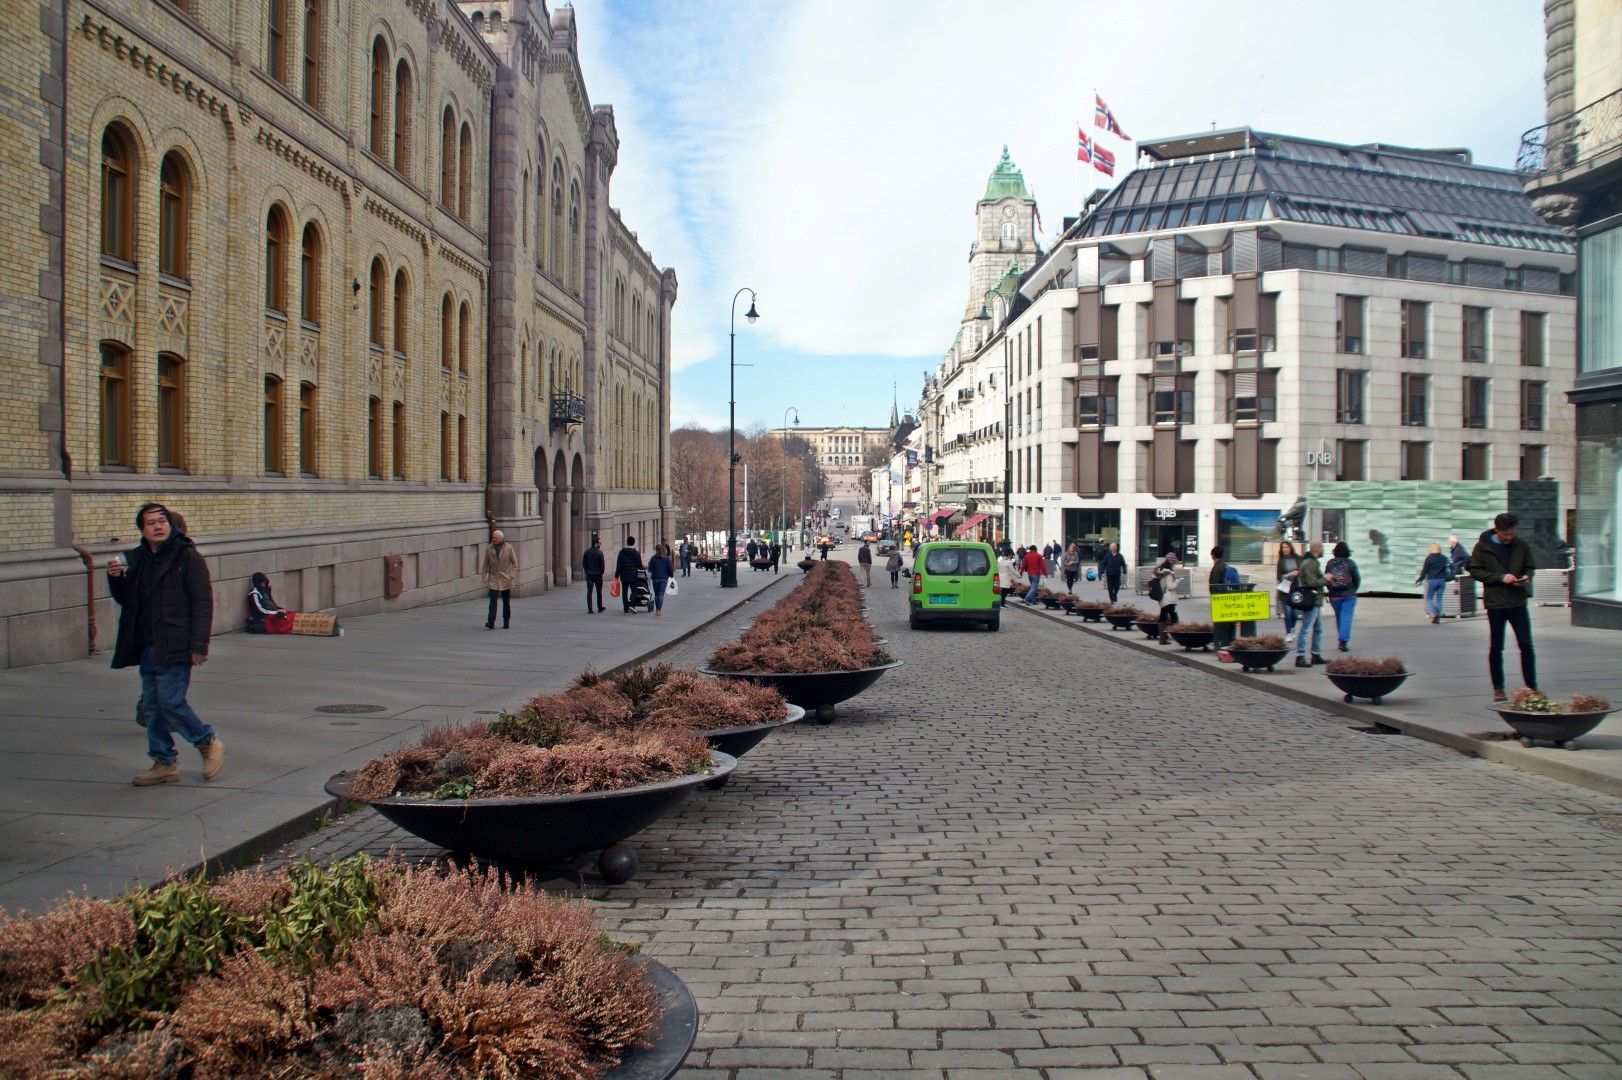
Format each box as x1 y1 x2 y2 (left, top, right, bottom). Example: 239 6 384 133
928 595 958 605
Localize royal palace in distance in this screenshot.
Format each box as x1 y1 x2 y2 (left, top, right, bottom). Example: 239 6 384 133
0 0 677 667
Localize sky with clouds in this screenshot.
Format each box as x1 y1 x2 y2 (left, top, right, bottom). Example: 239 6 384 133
572 0 1548 434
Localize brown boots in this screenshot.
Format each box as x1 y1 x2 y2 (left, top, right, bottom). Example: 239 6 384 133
132 760 179 786
200 737 225 781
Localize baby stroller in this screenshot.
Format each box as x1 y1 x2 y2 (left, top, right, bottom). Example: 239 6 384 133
629 568 655 612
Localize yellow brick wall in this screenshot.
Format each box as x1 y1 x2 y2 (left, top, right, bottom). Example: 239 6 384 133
0 494 57 553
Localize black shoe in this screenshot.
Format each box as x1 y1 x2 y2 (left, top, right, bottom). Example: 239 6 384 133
1337 641 1349 652
1311 654 1327 665
484 623 494 630
503 623 510 629
1295 657 1312 668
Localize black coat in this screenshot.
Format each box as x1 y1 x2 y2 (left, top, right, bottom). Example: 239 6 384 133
1098 552 1127 578
1466 529 1535 610
108 534 212 668
615 546 644 579
581 547 605 576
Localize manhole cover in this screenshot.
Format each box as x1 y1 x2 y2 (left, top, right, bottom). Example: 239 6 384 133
315 704 387 714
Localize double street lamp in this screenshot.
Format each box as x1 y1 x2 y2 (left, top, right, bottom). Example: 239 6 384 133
781 406 800 552
721 288 759 589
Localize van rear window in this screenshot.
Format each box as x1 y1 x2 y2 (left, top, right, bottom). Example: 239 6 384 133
923 548 991 576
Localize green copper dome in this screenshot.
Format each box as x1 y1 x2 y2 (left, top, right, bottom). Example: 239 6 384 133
983 146 1032 202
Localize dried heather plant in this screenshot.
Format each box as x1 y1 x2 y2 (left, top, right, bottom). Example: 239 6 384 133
1232 634 1287 650
170 949 314 1075
1324 656 1406 676
0 895 134 1009
1568 693 1611 713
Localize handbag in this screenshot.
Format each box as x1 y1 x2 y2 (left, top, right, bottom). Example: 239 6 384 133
666 579 678 596
1285 586 1317 610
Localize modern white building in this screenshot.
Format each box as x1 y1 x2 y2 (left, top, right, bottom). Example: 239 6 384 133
982 128 1577 570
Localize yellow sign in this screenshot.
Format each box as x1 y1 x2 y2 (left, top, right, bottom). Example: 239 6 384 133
1210 591 1271 623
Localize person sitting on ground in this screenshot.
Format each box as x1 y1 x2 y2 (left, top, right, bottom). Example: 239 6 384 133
245 571 295 634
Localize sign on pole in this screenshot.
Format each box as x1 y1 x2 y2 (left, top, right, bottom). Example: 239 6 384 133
1210 591 1271 624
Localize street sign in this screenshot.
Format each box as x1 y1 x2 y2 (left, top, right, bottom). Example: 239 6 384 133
1210 591 1270 623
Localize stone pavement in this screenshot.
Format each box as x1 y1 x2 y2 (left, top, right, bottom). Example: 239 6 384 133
0 558 792 913
1036 572 1622 799
271 562 1622 1079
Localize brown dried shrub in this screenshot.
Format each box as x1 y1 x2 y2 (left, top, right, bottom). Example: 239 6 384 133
1324 656 1406 676
1104 605 1150 619
707 563 885 673
647 677 787 732
1232 634 1287 650
0 895 134 1009
1569 693 1611 713
1167 623 1214 634
170 948 314 1075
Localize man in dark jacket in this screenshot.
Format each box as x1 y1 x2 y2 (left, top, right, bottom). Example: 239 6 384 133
1466 512 1537 701
615 536 645 614
582 536 606 612
1098 543 1128 604
1293 541 1329 667
107 503 223 786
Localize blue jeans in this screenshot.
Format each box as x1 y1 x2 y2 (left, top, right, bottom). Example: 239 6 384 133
1295 605 1323 656
1425 578 1447 618
1024 576 1043 604
1281 596 1298 634
139 646 215 765
652 578 669 611
1330 595 1357 644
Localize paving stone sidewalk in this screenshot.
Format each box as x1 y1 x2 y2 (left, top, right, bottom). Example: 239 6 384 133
273 562 1622 1079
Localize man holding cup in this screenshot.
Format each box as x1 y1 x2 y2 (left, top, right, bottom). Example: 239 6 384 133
107 503 224 785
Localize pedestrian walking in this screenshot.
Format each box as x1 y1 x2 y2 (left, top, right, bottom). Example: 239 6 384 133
769 539 781 574
616 536 644 614
1098 543 1127 604
818 538 831 561
482 529 519 629
1207 546 1231 590
885 548 903 587
1466 512 1538 702
996 550 1017 607
1151 552 1180 643
582 536 606 613
649 543 674 615
107 503 224 786
857 539 873 587
1020 544 1046 604
1448 534 1470 578
1276 540 1301 642
1324 541 1361 651
745 538 758 562
1292 541 1328 667
1416 542 1451 624
679 537 692 577
1060 543 1081 592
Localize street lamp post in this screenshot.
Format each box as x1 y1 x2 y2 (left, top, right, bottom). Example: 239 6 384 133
722 288 759 588
780 407 799 552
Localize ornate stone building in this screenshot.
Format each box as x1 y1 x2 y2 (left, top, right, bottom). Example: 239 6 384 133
0 0 674 668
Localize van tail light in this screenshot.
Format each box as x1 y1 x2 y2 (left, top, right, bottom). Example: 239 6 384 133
912 574 923 595
993 572 1000 590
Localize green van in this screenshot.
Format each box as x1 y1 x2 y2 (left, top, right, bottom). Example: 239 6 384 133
909 541 1000 631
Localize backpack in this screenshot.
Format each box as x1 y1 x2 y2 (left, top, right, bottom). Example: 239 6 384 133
1147 576 1164 601
1223 563 1241 585
1326 560 1352 590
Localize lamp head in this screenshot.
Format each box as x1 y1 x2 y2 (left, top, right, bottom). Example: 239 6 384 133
975 304 991 321
745 295 759 324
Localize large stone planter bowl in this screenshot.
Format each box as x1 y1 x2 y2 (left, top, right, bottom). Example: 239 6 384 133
1169 630 1215 651
1489 706 1614 749
1326 670 1411 705
1228 647 1291 673
1133 619 1163 639
1103 613 1139 631
701 705 805 788
1040 596 1063 610
605 958 699 1080
1077 606 1106 622
700 661 902 724
324 751 736 882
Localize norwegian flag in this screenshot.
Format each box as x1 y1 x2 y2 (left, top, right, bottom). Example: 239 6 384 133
1076 126 1093 163
1094 145 1116 178
1094 94 1128 140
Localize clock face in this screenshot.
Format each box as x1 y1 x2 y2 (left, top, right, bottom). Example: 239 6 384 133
1001 205 1015 218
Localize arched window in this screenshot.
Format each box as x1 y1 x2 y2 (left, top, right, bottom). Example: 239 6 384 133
458 301 470 374
535 147 547 259
457 415 468 481
440 293 454 370
550 161 564 275
157 353 185 470
392 268 409 355
100 126 133 261
440 411 451 480
301 0 322 106
159 153 189 279
391 400 406 479
367 396 382 476
393 60 411 175
369 38 389 156
268 0 288 83
264 375 284 474
298 382 316 475
568 181 580 291
265 205 289 312
299 223 321 323
368 257 385 346
631 296 640 349
440 106 456 209
99 342 131 467
458 122 473 220
520 168 528 243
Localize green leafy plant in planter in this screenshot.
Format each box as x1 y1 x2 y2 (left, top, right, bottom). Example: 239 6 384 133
0 856 661 1078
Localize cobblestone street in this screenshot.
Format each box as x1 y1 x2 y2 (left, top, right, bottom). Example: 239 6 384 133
292 573 1622 1079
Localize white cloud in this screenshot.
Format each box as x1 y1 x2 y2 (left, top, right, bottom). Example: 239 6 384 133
575 0 1545 376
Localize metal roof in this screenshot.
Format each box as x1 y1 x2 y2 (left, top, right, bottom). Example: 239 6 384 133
1083 129 1573 253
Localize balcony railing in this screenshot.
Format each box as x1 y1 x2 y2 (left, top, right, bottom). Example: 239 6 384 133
1518 87 1622 181
549 390 586 428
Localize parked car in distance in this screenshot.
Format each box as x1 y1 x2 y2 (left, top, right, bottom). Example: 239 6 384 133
909 541 1000 631
876 538 899 555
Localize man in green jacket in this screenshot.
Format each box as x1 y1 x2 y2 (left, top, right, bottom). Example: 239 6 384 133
1294 540 1328 668
1466 512 1537 702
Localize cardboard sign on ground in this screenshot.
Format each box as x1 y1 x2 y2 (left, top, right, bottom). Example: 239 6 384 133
290 612 339 636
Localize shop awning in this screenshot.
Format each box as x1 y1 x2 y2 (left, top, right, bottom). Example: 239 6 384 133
955 512 988 535
933 508 957 522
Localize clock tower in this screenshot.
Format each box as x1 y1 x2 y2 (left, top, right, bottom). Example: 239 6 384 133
964 147 1042 325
